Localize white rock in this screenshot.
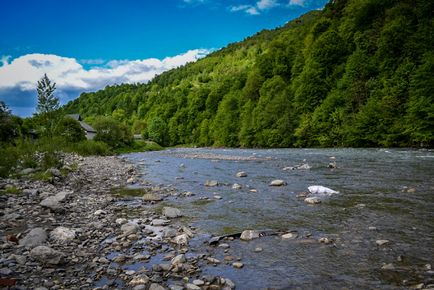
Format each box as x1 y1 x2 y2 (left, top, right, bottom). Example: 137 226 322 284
116 218 128 225
240 230 260 241
205 180 218 187
232 183 242 190
236 171 247 177
193 279 205 286
304 197 321 204
149 284 166 290
269 179 286 186
127 177 136 184
171 254 186 266
152 219 170 226
121 223 140 235
173 234 189 245
281 232 298 239
308 185 339 195
94 209 107 216
232 262 244 268
376 239 390 246
186 284 201 290
50 227 76 243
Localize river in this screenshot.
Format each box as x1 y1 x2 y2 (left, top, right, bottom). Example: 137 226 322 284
123 148 434 289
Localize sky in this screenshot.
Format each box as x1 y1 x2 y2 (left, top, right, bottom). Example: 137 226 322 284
0 0 328 116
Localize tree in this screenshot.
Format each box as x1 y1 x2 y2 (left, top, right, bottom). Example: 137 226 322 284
55 117 86 143
36 74 59 114
0 101 21 143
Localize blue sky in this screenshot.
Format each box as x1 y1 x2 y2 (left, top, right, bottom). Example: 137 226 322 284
0 0 327 116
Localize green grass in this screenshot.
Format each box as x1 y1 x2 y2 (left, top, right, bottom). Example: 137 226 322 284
3 186 21 195
115 140 163 154
110 187 147 197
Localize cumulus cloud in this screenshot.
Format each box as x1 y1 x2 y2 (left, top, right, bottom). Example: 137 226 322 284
288 0 306 6
229 0 278 15
0 49 210 116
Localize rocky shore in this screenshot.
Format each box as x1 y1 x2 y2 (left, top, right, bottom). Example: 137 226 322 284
0 154 235 290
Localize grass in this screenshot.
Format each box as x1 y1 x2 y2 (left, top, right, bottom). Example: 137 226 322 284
110 187 147 197
115 140 163 154
2 186 21 195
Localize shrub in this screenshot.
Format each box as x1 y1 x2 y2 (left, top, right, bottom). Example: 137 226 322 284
55 117 86 142
93 117 133 148
68 140 111 156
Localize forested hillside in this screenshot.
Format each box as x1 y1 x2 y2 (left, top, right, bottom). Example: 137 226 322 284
64 0 434 147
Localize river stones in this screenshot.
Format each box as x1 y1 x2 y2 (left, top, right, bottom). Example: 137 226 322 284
376 239 390 246
240 230 260 241
269 179 286 186
171 254 186 266
232 183 242 190
121 222 140 235
232 262 244 269
149 283 166 290
205 180 218 187
162 207 182 218
40 191 71 212
30 246 64 265
281 232 298 239
173 234 189 245
186 283 201 290
19 228 47 249
152 219 170 226
304 197 321 204
50 226 76 243
129 275 150 286
236 171 247 177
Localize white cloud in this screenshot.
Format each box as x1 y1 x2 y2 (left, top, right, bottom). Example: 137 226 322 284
1 55 11 67
229 0 278 15
257 0 279 10
0 49 210 116
288 0 305 6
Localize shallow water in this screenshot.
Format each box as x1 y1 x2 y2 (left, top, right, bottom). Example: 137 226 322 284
124 148 434 289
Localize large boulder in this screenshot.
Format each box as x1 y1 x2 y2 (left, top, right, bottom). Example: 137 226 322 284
30 246 64 265
162 207 182 218
205 180 218 187
39 191 71 212
121 223 140 235
269 180 286 186
19 228 47 249
240 230 260 241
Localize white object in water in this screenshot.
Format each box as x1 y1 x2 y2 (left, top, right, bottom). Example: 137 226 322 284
308 185 339 195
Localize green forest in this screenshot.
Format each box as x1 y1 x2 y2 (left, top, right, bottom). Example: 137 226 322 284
64 0 434 148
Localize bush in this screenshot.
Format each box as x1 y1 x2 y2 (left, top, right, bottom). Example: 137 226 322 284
93 117 133 148
55 117 86 142
67 140 111 156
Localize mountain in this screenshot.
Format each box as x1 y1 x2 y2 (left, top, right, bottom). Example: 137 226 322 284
64 0 434 148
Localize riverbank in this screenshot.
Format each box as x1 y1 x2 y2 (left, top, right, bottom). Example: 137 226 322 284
0 153 235 289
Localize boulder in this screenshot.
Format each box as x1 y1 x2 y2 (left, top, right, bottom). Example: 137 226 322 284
232 262 244 269
304 197 321 204
40 197 62 212
19 228 47 249
30 246 64 265
205 180 219 187
269 180 286 186
173 234 188 245
151 219 170 226
171 254 186 266
240 230 260 241
281 232 298 239
162 207 182 218
232 183 242 190
121 223 140 235
149 283 166 290
236 171 247 178
308 185 339 195
50 227 76 243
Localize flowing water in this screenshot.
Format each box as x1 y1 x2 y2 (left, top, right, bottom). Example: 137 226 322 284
123 148 434 289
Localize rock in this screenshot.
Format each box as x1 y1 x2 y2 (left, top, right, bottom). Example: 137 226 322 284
169 285 184 290
269 179 286 186
207 257 220 264
129 276 149 286
127 177 136 184
381 263 395 270
254 247 263 252
376 240 390 246
240 230 260 241
368 226 377 231
232 262 244 269
121 223 140 235
116 218 128 225
19 228 47 249
162 207 182 218
152 219 170 226
225 278 235 289
236 171 247 177
281 232 298 239
20 168 36 175
149 283 167 290
171 254 186 266
163 227 177 238
193 279 205 286
219 243 230 249
30 246 64 265
0 268 12 275
94 209 107 216
47 168 62 177
304 197 321 204
232 183 242 190
50 227 76 243
307 185 339 195
8 254 26 265
143 193 163 201
173 234 189 245
133 286 147 290
318 237 333 244
186 283 201 290
205 180 218 187
40 197 62 212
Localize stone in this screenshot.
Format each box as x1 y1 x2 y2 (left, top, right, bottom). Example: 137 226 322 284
0 268 12 275
381 263 395 270
129 276 150 286
162 207 182 218
8 254 26 265
232 262 244 269
40 197 62 212
94 209 107 216
50 227 76 243
116 218 128 225
205 180 218 187
152 219 170 226
143 193 163 201
308 185 339 195
269 179 286 186
127 177 136 184
171 254 186 266
163 227 177 238
20 168 36 175
19 228 47 249
281 232 298 239
368 226 377 231
232 183 242 190
149 283 167 290
219 243 230 249
304 197 321 204
47 168 62 177
173 234 189 245
121 223 140 235
318 237 333 244
236 171 247 177
30 246 64 265
193 279 205 286
225 278 235 289
133 286 147 290
240 230 260 241
376 240 390 246
254 247 263 252
169 286 184 290
186 283 201 290
207 257 220 264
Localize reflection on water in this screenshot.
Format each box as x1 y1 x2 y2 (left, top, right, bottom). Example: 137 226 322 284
124 148 434 289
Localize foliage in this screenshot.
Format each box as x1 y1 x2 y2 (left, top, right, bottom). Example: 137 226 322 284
35 74 61 137
55 117 86 143
0 101 22 143
63 0 434 148
93 116 133 148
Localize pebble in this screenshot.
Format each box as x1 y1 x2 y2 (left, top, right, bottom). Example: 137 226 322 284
304 197 321 204
232 183 242 190
236 171 247 177
232 262 244 269
205 180 219 187
376 240 390 246
269 179 286 186
186 283 201 290
240 230 260 241
281 232 298 240
254 247 263 252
